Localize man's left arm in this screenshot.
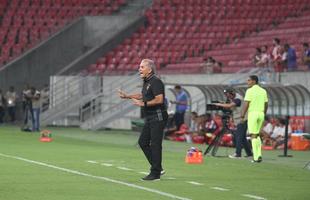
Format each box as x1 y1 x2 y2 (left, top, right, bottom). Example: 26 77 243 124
132 79 164 107
132 94 164 107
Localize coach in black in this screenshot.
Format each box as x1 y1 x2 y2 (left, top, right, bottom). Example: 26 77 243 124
118 59 168 181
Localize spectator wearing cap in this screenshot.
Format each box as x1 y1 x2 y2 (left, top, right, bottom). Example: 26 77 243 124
170 85 188 130
214 87 252 158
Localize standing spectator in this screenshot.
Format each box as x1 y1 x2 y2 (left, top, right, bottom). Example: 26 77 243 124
22 86 34 131
272 38 281 59
202 57 215 74
256 45 271 69
170 85 188 130
32 88 41 132
41 84 49 112
302 42 310 70
0 89 5 124
5 86 17 122
253 47 262 67
282 43 297 71
241 75 268 163
22 84 31 112
213 61 223 73
272 38 283 72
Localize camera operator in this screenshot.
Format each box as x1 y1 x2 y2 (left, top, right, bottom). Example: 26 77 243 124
213 87 252 158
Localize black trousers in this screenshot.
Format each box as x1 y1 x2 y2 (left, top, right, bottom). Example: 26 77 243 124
138 117 167 176
8 106 16 122
0 106 4 123
174 111 185 130
235 121 252 157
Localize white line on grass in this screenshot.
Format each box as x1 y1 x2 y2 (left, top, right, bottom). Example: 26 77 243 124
139 171 149 175
101 163 113 167
166 177 176 180
187 181 204 186
242 194 267 200
117 167 132 171
86 160 98 164
210 186 230 191
0 153 191 200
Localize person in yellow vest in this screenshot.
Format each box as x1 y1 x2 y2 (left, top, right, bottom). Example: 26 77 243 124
241 75 268 163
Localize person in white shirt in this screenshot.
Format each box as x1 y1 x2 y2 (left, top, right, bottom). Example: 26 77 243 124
270 118 292 149
5 86 18 122
260 116 274 145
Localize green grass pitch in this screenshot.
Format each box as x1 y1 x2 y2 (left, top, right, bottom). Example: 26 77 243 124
0 125 309 200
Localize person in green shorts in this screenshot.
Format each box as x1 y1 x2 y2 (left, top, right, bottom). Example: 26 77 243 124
241 75 268 163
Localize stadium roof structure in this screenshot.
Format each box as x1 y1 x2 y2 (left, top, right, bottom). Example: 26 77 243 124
167 83 310 116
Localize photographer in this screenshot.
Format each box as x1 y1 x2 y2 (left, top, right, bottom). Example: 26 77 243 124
213 87 252 158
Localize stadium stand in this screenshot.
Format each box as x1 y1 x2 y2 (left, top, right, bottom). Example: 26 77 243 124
204 10 310 73
86 0 310 74
0 0 127 67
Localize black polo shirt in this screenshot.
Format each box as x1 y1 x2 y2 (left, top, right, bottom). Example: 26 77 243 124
142 74 166 116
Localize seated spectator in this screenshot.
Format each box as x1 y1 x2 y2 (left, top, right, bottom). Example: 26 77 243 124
282 43 297 71
189 112 204 132
200 113 220 144
260 116 274 145
302 42 310 70
270 118 292 149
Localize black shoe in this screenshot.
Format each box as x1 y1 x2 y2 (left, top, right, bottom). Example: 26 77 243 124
251 156 262 163
257 156 262 162
141 174 160 181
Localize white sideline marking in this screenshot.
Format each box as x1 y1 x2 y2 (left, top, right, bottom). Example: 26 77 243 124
242 194 267 200
117 167 132 171
0 153 191 200
187 181 204 186
86 160 98 164
101 163 113 167
166 177 176 180
139 172 149 175
210 187 230 191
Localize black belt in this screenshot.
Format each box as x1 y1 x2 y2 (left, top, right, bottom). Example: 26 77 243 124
144 109 167 122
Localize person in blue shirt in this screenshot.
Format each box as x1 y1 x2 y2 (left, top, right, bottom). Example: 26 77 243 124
283 43 297 71
170 85 188 130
